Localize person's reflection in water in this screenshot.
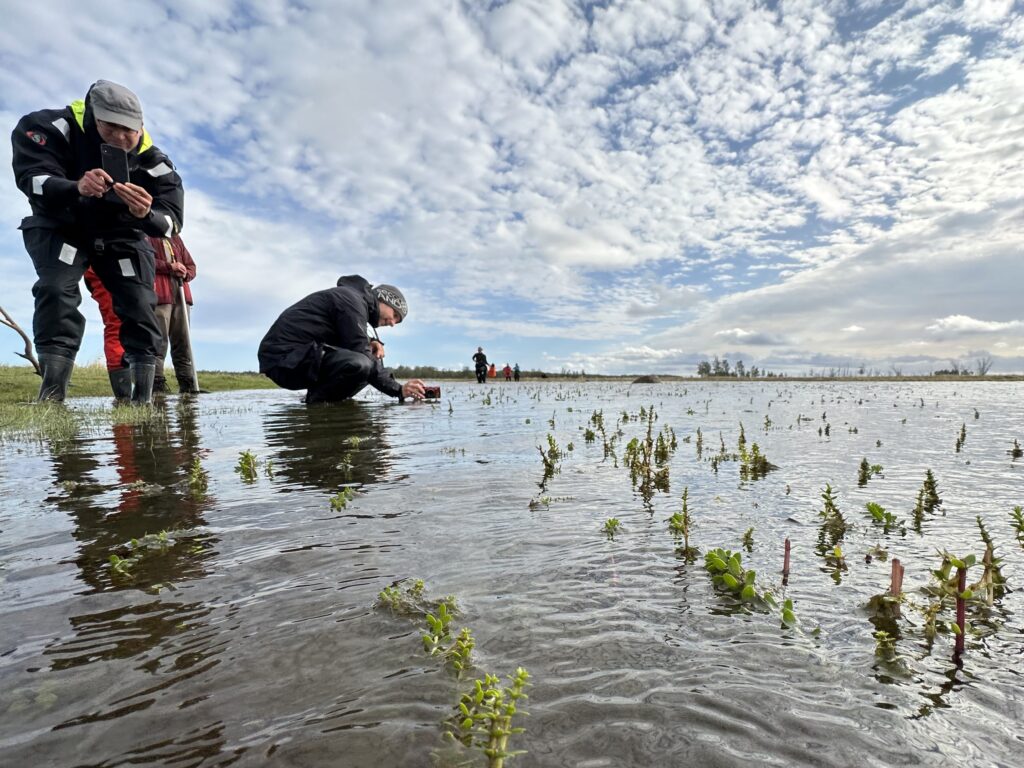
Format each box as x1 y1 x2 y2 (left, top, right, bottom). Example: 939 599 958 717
262 400 397 495
17 403 233 764
55 402 216 593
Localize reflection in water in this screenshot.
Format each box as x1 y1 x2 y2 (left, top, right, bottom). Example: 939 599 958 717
47 402 217 594
262 401 395 494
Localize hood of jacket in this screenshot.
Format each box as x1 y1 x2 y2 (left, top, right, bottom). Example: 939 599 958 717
336 275 380 327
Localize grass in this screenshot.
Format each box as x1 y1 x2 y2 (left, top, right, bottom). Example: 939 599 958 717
0 362 277 404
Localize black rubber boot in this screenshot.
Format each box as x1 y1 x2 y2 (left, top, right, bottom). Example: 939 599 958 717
37 353 75 402
130 361 157 405
153 375 172 394
108 367 133 402
175 367 199 394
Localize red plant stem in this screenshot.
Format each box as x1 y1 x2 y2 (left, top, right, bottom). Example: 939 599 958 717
955 566 967 658
782 538 791 584
890 558 904 596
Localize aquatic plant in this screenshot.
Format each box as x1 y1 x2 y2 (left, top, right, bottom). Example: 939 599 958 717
922 470 941 512
739 443 775 481
668 487 698 560
974 517 1007 603
329 486 356 510
234 450 259 483
187 456 208 498
955 423 967 453
742 527 754 552
537 434 562 488
865 502 905 536
584 428 596 443
1010 439 1022 460
376 578 435 617
1011 506 1024 545
816 484 847 553
857 458 882 485
446 668 530 768
602 518 622 538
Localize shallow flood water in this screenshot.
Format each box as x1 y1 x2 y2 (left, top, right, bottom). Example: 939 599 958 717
1 381 1022 767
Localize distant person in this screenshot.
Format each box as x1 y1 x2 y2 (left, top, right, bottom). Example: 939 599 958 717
472 346 488 384
257 275 426 404
488 363 497 379
148 234 198 394
12 79 184 403
513 363 520 382
503 363 512 381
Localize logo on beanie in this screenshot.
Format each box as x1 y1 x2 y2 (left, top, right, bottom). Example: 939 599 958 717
375 286 408 319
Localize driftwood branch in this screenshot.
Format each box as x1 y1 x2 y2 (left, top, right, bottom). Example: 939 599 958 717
0 304 41 376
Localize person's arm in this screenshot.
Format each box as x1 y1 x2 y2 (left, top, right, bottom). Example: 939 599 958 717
177 238 197 281
11 111 85 207
129 147 184 238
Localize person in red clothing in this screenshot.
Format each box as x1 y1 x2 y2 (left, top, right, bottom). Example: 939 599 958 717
149 234 197 393
83 266 132 399
84 233 198 396
502 363 512 381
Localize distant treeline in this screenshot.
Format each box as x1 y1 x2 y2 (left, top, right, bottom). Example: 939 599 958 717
390 365 602 380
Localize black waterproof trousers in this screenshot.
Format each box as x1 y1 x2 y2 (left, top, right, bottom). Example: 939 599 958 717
22 219 161 363
265 346 384 404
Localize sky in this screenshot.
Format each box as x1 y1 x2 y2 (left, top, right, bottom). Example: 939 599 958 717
1 0 1022 376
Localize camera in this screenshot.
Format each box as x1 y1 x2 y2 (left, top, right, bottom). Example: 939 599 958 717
423 385 441 399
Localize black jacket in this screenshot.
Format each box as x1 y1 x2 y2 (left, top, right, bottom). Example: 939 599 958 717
258 275 402 397
11 83 184 243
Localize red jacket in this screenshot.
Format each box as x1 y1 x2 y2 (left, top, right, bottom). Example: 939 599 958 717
148 234 196 305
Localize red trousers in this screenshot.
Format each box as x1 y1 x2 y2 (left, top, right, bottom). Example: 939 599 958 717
83 267 126 370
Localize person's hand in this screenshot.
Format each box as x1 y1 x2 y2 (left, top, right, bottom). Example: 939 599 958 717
170 261 188 279
369 339 385 360
401 379 426 400
112 182 153 218
78 168 113 198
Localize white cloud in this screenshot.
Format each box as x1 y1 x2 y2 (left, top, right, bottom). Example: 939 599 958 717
1 1 1021 373
926 315 1024 336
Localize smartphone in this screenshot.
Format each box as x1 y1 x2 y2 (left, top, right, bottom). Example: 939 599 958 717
100 144 130 186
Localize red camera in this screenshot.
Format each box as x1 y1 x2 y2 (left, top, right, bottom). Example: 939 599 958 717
423 385 441 399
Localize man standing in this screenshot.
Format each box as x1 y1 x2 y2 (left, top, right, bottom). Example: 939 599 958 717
258 275 426 404
11 80 184 403
472 346 488 384
150 234 198 394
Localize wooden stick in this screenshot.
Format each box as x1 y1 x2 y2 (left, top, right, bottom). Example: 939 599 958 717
954 566 967 660
782 538 791 585
0 304 40 375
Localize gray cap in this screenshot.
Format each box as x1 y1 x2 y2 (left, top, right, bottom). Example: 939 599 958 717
374 284 408 321
90 80 143 131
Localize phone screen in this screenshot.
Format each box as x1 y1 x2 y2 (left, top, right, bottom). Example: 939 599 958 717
100 144 130 185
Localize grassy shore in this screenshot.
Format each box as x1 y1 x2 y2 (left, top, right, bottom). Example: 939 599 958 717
0 363 277 404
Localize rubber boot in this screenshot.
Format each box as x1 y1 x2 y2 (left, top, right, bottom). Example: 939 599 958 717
37 353 75 402
130 361 157 405
175 366 199 394
153 374 172 394
108 367 133 402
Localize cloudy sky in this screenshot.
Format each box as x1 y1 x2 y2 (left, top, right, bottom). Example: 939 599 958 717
1 0 1022 376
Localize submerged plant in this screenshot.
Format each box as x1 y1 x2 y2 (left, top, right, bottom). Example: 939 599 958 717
235 450 259 483
816 484 847 553
446 668 530 768
742 527 754 552
602 518 622 538
865 502 905 536
955 423 967 453
1012 506 1024 545
668 487 698 561
537 434 562 488
329 486 356 510
187 456 208 498
1010 440 1022 460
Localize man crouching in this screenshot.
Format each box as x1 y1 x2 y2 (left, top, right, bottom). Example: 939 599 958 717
258 275 426 404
